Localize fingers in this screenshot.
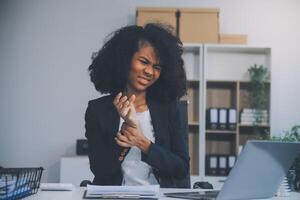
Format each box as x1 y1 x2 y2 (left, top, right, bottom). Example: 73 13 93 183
113 93 131 117
118 96 128 109
113 93 138 127
121 122 136 133
113 92 128 109
115 139 131 148
120 105 129 117
113 93 135 105
113 92 122 106
129 94 136 105
116 132 129 142
115 132 131 148
113 93 136 109
120 123 141 146
118 131 136 147
121 100 130 110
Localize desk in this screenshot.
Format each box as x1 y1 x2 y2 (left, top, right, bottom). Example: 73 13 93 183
24 187 300 200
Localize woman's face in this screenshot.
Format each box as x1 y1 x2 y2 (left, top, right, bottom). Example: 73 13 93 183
126 42 161 94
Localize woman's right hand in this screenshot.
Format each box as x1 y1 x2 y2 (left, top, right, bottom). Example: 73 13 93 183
113 92 137 127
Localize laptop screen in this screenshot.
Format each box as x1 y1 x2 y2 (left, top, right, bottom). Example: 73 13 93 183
164 141 300 200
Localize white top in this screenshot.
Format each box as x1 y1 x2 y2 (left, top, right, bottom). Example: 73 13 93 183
119 110 158 185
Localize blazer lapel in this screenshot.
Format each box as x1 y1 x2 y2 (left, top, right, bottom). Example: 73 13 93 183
106 97 132 163
148 99 168 145
105 99 124 159
105 96 120 136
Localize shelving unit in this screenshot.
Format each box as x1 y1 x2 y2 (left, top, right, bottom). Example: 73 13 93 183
183 43 271 178
182 44 203 175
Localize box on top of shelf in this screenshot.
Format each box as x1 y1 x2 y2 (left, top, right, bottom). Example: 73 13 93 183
179 8 220 43
219 34 247 45
136 7 220 43
136 7 178 34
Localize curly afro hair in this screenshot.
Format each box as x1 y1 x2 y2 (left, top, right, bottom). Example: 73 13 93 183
88 23 187 103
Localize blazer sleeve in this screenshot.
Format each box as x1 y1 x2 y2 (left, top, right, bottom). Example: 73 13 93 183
141 101 189 179
85 101 122 185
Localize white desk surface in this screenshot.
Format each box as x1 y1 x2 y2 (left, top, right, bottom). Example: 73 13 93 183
24 187 300 200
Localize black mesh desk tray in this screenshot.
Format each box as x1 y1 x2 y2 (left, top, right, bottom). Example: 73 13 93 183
0 167 43 200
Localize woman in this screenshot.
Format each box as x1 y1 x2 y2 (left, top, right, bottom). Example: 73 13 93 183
85 23 189 188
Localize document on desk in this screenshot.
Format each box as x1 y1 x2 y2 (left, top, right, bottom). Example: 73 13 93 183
83 184 159 199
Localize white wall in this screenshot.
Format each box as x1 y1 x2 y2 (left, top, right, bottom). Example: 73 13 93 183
1 0 299 182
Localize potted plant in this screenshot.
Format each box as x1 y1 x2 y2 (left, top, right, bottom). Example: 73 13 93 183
269 125 300 191
248 64 269 125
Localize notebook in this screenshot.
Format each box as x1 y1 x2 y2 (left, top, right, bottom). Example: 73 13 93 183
165 140 300 200
83 184 159 199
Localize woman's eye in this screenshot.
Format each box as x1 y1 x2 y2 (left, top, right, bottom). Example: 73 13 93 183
140 59 148 65
153 65 161 71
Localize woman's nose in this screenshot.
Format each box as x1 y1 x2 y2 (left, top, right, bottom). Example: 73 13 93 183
144 65 154 77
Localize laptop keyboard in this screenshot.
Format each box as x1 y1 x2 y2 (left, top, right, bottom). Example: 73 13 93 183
164 191 219 200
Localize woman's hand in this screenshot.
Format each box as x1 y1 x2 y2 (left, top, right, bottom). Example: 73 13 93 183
113 92 151 153
113 92 137 128
115 122 151 153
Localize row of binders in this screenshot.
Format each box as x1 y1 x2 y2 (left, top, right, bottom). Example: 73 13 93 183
205 154 236 176
206 108 237 130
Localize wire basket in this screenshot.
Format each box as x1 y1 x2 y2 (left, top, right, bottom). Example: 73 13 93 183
0 167 43 200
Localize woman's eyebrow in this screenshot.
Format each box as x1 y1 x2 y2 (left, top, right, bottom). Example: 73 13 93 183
139 56 150 62
139 56 159 66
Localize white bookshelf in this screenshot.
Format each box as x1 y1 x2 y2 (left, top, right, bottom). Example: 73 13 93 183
183 43 271 178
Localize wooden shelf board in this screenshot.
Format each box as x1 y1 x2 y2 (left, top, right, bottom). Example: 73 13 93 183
205 44 271 54
189 122 200 126
238 80 271 84
206 80 237 83
187 79 200 83
206 130 236 134
239 124 270 128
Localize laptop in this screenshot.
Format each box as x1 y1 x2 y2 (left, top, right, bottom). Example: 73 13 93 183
165 140 300 200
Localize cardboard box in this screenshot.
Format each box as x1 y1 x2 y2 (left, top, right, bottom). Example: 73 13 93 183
136 7 177 33
219 34 247 44
179 8 219 43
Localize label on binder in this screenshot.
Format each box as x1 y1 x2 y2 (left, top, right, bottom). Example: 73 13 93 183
219 156 227 176
219 108 227 129
228 109 237 130
206 108 218 129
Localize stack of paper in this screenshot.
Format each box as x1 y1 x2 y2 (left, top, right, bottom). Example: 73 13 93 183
84 184 160 199
240 108 268 125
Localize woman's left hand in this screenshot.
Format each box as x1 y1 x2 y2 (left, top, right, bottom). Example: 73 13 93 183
115 122 151 153
113 92 138 128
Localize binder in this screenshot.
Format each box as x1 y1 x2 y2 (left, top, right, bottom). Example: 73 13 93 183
205 155 218 175
218 156 227 176
218 108 227 130
227 155 236 174
228 109 237 130
206 108 218 129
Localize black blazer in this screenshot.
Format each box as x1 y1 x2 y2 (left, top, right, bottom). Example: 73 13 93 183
85 95 190 188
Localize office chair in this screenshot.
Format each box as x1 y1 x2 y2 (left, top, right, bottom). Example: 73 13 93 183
80 180 92 187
